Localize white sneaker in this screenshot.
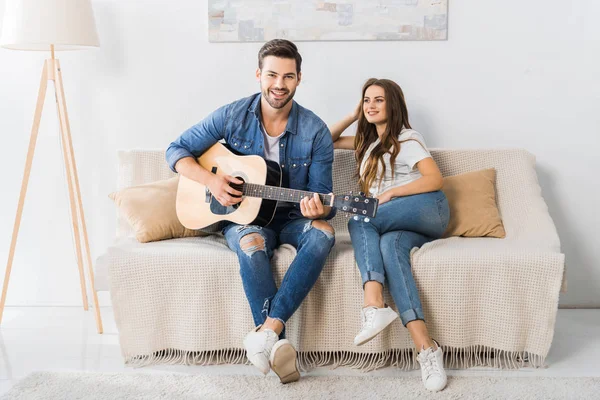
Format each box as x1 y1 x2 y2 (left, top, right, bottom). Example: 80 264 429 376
243 326 279 375
269 339 300 384
417 340 447 392
353 306 399 346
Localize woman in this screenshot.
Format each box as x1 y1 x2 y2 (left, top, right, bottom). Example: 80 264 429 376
329 79 450 392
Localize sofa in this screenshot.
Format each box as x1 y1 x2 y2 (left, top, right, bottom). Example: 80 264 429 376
95 148 565 371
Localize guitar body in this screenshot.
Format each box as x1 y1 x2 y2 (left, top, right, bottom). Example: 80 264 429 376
176 143 282 229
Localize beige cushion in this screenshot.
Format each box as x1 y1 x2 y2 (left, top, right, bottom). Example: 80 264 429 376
442 168 506 238
109 177 207 243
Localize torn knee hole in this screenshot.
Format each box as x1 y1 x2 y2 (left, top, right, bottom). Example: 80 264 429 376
311 220 335 235
240 233 266 253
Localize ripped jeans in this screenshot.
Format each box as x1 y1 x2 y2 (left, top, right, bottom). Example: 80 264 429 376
223 209 335 336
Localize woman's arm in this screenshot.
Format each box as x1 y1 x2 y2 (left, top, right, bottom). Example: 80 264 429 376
329 104 360 150
333 136 356 150
378 158 444 202
329 113 357 141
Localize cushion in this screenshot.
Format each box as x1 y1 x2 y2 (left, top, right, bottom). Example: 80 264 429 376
441 168 506 238
109 177 208 243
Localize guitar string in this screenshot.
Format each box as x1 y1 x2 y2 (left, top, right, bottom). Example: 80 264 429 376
226 183 374 216
234 183 332 205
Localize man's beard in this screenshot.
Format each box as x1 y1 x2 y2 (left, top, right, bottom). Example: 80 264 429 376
263 87 296 109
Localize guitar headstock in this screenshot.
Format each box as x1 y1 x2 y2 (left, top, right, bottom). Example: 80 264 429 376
333 191 378 218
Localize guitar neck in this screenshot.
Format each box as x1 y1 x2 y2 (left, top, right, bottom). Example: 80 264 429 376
242 183 333 206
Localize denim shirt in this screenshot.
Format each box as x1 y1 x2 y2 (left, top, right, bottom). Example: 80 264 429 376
166 93 336 220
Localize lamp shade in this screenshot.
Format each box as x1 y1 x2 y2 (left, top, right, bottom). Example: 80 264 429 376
0 0 99 51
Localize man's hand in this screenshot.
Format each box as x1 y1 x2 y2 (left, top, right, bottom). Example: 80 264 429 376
300 192 330 219
207 174 243 206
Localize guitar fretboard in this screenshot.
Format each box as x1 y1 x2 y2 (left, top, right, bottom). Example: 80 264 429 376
241 183 333 206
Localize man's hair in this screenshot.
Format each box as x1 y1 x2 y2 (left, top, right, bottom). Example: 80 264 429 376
258 39 302 74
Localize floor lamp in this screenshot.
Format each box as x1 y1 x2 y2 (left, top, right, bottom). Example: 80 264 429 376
0 0 103 333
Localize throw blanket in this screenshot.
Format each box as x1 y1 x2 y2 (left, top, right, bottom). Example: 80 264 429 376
105 149 564 370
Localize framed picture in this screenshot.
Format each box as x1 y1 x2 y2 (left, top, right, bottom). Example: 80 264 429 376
208 1 448 42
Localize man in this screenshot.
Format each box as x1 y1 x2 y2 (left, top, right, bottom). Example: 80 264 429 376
166 39 336 383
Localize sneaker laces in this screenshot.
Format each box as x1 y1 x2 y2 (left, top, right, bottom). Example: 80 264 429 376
361 307 377 329
254 329 278 357
418 347 441 377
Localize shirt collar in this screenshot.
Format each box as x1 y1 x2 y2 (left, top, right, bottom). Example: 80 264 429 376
248 93 298 135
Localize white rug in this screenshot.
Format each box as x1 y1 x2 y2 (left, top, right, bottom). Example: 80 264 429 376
2 372 599 400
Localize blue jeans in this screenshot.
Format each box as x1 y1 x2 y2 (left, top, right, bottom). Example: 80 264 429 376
223 210 335 336
348 191 450 326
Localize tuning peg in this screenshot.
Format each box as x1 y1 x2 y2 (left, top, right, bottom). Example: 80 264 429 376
359 191 365 197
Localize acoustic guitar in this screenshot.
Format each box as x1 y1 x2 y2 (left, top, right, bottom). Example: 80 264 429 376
176 143 378 229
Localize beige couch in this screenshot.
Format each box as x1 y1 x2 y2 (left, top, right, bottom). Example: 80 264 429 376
95 148 565 371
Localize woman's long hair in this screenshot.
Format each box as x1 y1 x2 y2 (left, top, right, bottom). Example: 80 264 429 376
354 78 412 194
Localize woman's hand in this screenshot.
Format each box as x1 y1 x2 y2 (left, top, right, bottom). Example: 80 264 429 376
376 190 394 205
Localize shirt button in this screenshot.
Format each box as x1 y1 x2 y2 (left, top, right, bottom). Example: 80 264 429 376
303 163 307 166
280 143 284 147
244 145 248 148
281 164 285 168
292 164 297 167
234 142 239 146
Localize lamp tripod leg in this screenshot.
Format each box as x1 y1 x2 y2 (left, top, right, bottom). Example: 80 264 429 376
53 60 103 334
0 62 50 325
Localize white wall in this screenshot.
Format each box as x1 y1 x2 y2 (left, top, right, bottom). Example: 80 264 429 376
0 0 598 308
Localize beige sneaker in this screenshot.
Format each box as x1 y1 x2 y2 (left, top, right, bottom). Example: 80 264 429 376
269 339 300 384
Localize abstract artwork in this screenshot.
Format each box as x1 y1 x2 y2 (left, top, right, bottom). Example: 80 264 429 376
208 1 448 42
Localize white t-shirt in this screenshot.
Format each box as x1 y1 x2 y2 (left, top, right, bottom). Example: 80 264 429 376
261 123 291 209
359 129 432 197
261 123 285 163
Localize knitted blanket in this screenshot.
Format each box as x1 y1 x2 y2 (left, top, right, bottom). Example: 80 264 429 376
104 148 564 370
